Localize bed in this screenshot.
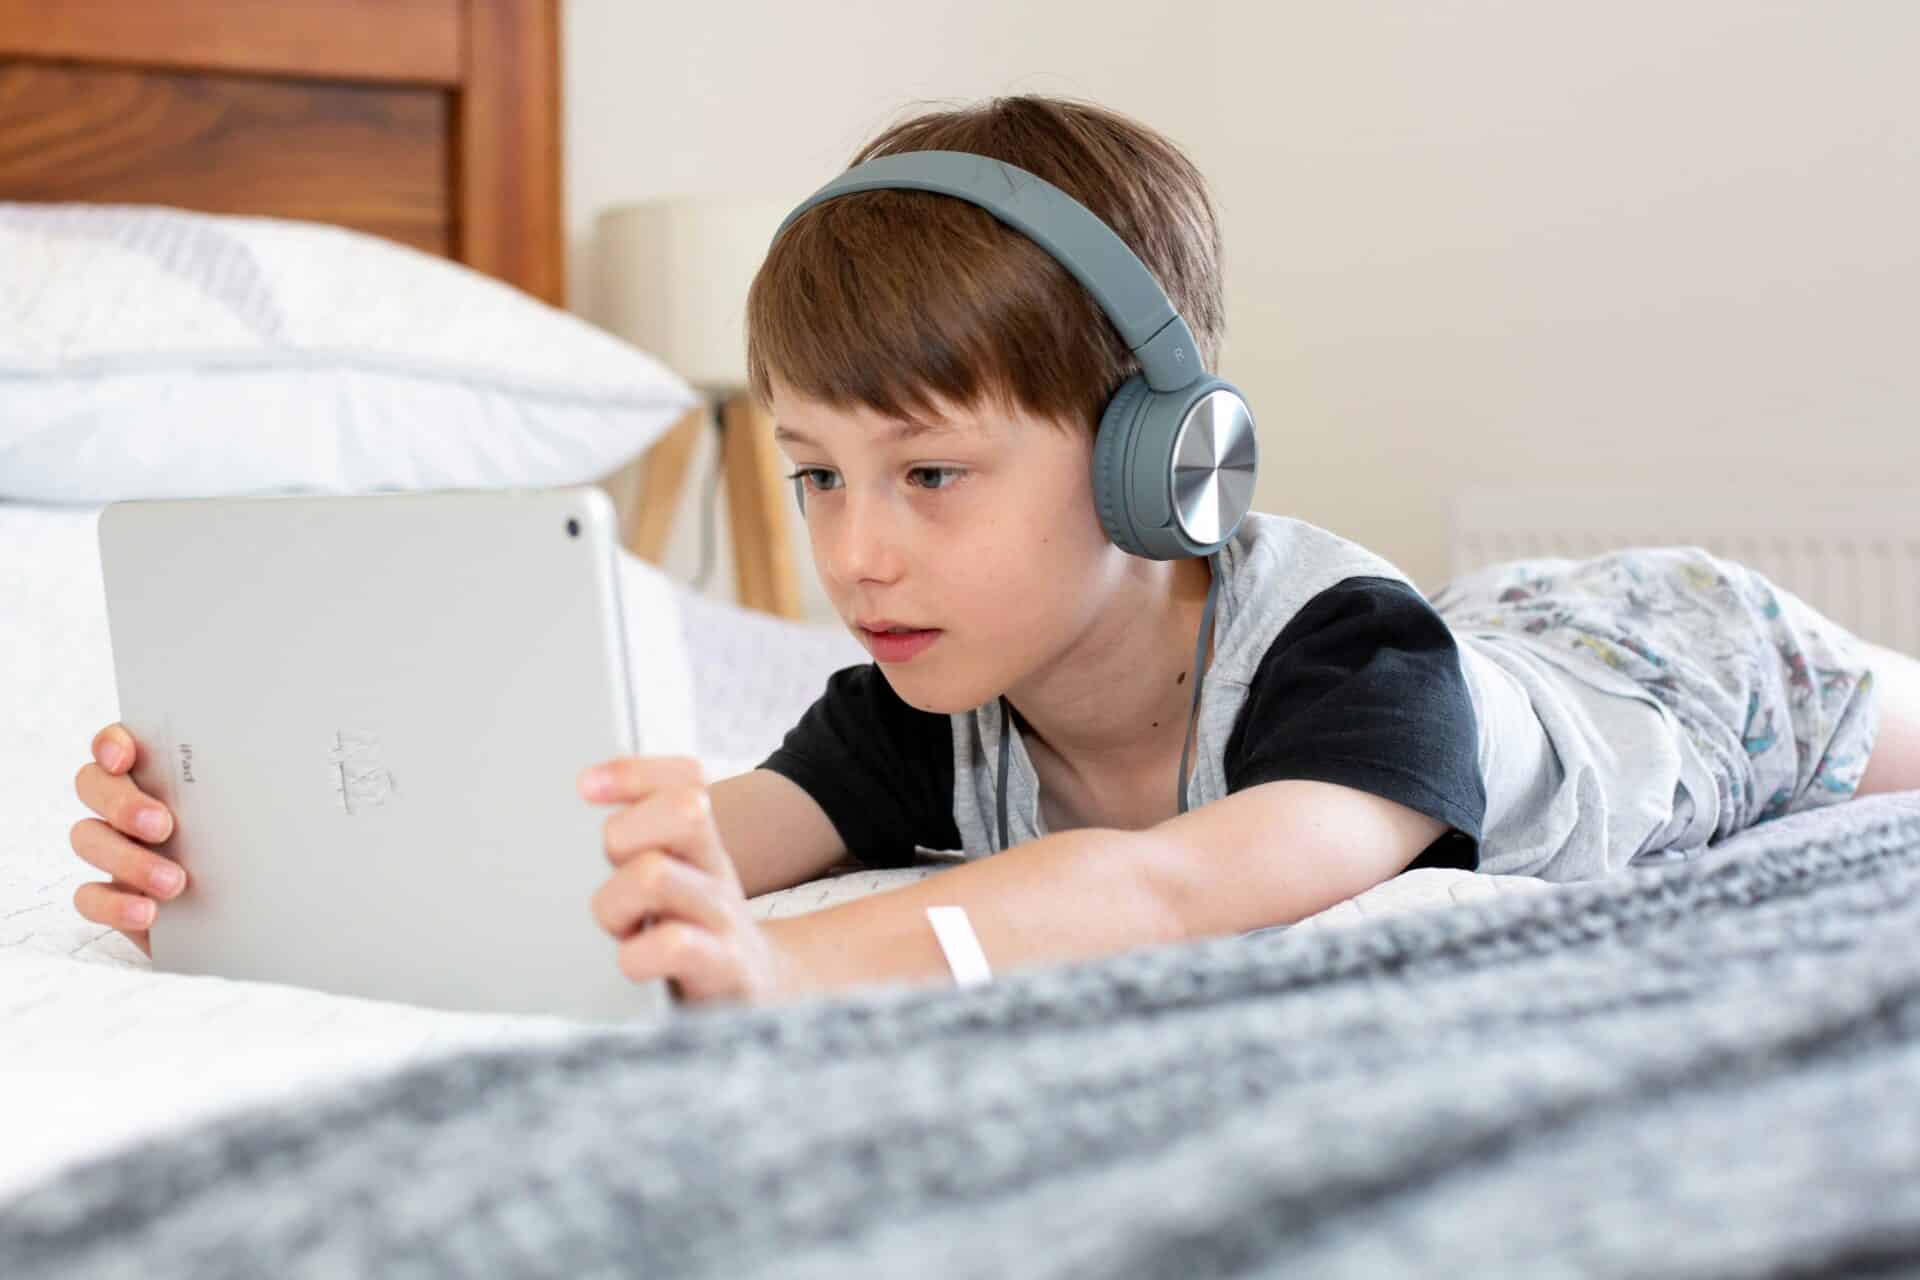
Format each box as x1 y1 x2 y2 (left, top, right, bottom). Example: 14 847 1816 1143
5 4 1919 1274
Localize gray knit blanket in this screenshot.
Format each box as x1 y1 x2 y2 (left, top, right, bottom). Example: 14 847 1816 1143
6 792 1919 1278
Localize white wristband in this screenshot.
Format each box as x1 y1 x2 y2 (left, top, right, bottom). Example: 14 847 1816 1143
925 905 993 987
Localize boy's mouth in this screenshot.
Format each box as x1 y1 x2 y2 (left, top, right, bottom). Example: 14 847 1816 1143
858 625 942 662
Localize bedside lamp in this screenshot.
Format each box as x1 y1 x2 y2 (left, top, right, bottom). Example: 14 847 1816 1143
595 196 802 619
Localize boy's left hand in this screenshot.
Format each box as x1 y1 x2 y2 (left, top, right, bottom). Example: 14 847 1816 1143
578 756 792 1005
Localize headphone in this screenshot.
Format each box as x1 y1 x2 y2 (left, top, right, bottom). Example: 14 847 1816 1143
770 150 1260 850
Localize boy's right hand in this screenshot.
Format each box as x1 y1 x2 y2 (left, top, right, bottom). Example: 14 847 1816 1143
70 723 185 959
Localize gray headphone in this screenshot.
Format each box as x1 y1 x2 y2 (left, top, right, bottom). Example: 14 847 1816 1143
773 149 1258 557
771 149 1259 849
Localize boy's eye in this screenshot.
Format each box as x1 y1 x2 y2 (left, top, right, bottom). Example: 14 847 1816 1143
785 467 840 493
907 466 963 491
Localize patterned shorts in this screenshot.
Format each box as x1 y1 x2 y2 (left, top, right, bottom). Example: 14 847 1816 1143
1429 546 1881 844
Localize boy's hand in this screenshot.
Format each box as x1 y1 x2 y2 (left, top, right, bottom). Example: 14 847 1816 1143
578 756 793 1005
71 722 186 958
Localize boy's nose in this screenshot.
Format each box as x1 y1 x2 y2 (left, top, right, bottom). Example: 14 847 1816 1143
823 492 906 585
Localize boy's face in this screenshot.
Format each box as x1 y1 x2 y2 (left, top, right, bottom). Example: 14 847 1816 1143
769 376 1117 715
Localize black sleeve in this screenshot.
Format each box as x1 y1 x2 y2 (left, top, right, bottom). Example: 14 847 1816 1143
1223 576 1486 872
756 663 960 868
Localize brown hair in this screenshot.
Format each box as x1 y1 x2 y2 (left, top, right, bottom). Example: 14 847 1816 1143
745 95 1225 435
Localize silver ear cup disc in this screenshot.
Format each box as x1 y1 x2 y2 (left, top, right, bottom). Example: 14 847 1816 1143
1170 389 1257 547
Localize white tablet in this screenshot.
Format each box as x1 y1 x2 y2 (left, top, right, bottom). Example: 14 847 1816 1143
97 485 671 1023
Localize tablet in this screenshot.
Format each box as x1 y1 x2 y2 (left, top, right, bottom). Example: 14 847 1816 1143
97 485 671 1022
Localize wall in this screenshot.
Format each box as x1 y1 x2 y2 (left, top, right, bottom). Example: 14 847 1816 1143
566 0 1920 621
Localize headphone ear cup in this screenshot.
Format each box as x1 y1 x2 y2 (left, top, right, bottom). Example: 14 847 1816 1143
1137 377 1257 558
1092 375 1152 556
1099 375 1259 560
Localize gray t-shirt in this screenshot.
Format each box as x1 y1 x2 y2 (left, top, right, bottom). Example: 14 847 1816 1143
949 514 1470 852
763 512 1710 882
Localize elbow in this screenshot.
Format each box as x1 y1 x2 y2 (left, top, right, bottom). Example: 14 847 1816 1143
1122 829 1209 946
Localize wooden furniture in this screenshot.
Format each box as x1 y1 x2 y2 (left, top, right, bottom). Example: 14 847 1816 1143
616 392 805 620
0 0 565 305
0 0 801 617
716 393 804 620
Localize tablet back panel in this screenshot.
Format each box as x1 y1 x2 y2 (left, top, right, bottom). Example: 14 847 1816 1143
98 486 669 1022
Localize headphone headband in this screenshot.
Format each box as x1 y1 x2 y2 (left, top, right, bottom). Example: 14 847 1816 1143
774 150 1204 394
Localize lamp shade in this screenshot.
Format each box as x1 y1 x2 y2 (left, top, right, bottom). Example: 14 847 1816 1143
594 197 793 391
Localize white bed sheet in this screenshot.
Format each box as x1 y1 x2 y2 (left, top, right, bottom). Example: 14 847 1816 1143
0 499 1549 1205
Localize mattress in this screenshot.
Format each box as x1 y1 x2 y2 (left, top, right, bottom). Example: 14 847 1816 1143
0 498 1549 1204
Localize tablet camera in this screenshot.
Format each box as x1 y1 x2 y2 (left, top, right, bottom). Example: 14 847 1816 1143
566 517 580 538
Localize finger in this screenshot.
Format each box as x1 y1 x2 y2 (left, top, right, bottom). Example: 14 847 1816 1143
578 754 705 805
602 784 734 883
73 878 162 936
91 723 139 774
73 762 173 844
70 818 188 900
590 851 731 940
614 919 735 1000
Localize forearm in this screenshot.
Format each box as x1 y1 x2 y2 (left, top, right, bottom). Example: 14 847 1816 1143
764 827 1185 998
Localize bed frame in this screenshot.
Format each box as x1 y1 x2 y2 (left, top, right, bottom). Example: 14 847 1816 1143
0 0 803 618
0 0 563 302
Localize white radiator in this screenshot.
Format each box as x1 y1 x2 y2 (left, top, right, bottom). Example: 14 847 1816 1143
1446 490 1920 655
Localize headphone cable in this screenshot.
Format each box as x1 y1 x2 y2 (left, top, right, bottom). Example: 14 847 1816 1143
996 550 1224 851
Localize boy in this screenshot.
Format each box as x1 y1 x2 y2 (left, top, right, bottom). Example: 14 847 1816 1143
72 97 1920 1007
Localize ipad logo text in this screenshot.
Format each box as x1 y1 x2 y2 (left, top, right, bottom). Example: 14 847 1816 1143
179 743 194 783
329 730 398 815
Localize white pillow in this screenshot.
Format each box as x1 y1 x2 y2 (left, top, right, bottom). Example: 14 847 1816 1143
0 203 699 503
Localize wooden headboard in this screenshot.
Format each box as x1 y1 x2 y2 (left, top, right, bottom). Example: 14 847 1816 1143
0 0 564 306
